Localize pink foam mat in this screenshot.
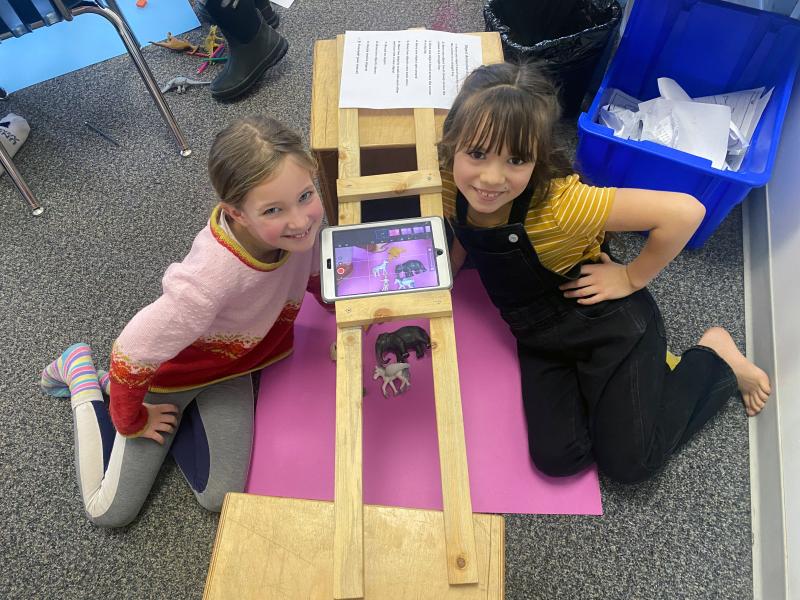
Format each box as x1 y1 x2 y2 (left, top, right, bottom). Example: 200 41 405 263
246 269 602 515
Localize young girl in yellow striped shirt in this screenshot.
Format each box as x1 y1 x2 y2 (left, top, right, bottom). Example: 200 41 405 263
441 61 770 483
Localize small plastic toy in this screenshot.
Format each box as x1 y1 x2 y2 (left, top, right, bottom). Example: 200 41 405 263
373 363 411 397
371 260 388 278
375 326 431 367
395 259 427 278
203 25 225 56
394 276 415 289
160 76 211 94
151 33 198 53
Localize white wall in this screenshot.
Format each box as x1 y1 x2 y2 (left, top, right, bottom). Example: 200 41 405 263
761 0 799 15
764 73 800 599
745 58 800 600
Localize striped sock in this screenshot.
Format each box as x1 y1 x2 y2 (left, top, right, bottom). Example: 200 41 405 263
40 343 103 407
97 370 111 396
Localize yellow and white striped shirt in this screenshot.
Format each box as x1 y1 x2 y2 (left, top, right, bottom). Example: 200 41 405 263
442 171 615 275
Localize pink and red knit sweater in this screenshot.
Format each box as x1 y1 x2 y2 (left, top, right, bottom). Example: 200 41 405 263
109 204 322 436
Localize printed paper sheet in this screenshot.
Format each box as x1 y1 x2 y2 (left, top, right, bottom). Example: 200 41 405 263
339 30 483 109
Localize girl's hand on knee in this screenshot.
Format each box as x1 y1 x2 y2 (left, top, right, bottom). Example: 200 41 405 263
559 253 641 305
139 403 179 444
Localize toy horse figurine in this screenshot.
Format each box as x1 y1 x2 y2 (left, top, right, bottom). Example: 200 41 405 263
375 325 432 366
373 363 411 397
372 259 388 278
394 276 415 289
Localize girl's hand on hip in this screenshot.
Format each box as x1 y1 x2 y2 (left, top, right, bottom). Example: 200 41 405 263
138 403 179 444
559 253 641 305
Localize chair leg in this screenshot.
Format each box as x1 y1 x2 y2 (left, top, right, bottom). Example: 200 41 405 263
0 141 44 215
72 5 193 157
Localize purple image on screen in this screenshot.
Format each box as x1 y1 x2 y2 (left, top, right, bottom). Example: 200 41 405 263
333 224 439 297
389 229 400 236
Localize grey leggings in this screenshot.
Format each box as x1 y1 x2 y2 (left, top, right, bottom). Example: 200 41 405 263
72 374 254 527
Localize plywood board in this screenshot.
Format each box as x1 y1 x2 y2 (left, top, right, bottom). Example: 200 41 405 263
205 494 504 600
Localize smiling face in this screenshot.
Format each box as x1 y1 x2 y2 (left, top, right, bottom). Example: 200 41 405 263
222 156 324 262
453 145 535 215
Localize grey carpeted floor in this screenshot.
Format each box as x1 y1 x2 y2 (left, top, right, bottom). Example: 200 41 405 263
0 1 752 598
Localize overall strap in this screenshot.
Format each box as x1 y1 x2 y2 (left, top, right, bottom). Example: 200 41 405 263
455 189 533 227
455 191 469 224
507 188 533 225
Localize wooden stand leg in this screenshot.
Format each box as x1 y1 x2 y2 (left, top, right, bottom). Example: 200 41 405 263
416 106 479 585
333 326 364 599
430 316 479 585
334 38 365 599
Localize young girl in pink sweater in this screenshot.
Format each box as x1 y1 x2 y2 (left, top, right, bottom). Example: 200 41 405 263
40 116 325 526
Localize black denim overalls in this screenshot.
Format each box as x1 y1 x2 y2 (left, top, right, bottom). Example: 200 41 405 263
449 191 737 483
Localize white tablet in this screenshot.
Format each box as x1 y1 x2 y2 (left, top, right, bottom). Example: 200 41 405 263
320 216 452 303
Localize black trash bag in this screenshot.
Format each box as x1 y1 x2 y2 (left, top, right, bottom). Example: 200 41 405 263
484 0 621 117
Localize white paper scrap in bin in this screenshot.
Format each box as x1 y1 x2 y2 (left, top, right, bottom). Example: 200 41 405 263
599 78 774 172
339 30 483 109
695 86 773 171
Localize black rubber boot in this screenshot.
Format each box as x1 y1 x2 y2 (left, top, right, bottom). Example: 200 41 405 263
197 0 279 28
209 14 288 101
254 0 280 28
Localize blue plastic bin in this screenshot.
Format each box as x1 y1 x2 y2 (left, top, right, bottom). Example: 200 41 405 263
575 0 800 248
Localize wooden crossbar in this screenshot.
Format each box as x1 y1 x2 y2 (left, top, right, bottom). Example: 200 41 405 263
337 169 442 203
332 32 479 600
335 290 452 328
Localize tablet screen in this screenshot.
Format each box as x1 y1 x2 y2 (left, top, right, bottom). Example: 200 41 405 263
332 221 440 297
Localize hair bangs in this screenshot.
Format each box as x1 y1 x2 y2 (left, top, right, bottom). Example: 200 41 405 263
456 88 537 162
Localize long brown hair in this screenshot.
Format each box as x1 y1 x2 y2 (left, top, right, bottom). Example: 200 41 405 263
439 61 572 206
208 115 317 208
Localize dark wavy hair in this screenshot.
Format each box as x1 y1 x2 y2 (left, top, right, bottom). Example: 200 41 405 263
439 61 572 206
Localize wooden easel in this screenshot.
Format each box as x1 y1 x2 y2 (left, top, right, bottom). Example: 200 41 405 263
203 32 505 600
332 31 478 598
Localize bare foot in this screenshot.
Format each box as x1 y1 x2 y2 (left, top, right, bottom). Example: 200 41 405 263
698 327 772 416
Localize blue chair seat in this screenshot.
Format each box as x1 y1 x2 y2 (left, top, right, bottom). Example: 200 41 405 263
0 0 83 38
0 0 191 215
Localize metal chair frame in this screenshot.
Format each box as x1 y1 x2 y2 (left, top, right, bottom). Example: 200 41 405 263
0 0 192 215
